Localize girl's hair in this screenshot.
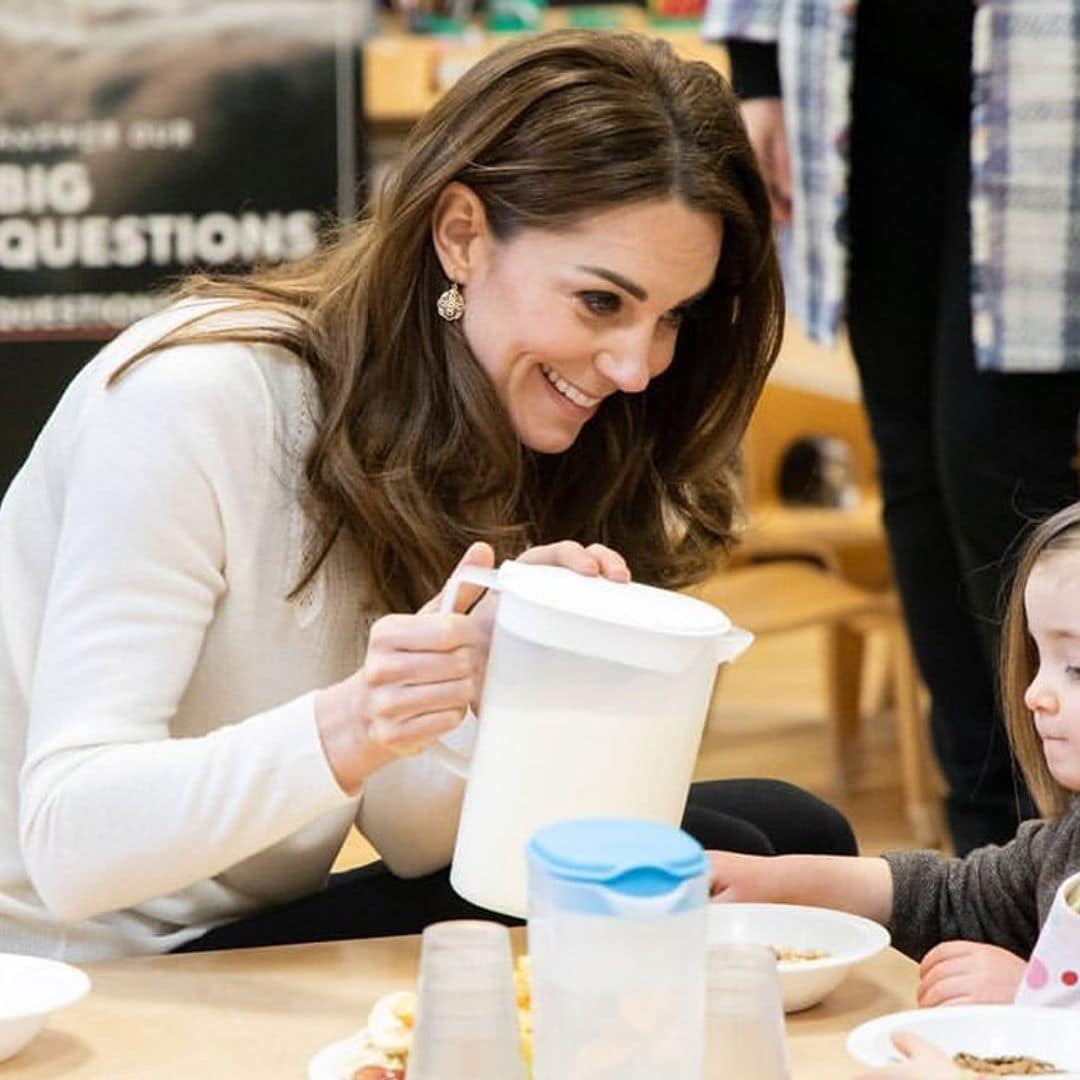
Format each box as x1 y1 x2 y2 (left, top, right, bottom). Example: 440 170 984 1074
1001 501 1080 818
116 30 783 612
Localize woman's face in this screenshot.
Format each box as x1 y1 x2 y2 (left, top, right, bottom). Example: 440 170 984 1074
460 197 723 454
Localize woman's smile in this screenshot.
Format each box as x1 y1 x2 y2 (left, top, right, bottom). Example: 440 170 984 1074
454 196 723 454
539 363 603 410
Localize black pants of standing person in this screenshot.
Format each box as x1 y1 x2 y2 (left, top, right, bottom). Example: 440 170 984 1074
174 779 856 952
847 0 1080 853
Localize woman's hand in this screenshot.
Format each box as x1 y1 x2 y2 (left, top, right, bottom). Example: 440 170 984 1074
740 98 793 226
315 542 496 793
514 540 631 581
916 941 1026 1007
462 540 631 686
316 540 632 793
850 1032 957 1079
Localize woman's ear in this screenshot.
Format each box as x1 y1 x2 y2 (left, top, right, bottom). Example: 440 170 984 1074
431 182 490 284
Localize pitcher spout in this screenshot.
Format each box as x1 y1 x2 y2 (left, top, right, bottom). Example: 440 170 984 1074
715 626 754 665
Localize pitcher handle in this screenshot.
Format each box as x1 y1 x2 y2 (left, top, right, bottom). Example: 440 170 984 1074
425 564 502 779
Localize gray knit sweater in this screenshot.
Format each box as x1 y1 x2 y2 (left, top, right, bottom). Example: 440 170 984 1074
883 796 1080 960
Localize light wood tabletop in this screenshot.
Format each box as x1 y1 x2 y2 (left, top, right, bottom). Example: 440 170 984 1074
8 932 917 1078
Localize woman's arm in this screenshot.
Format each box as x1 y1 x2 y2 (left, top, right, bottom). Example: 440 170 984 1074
18 341 355 921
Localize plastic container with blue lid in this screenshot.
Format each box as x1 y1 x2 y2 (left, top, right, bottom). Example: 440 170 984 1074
527 817 708 913
526 818 707 1078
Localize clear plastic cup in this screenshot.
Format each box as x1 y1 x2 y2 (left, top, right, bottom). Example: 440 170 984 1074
404 920 526 1080
704 942 790 1079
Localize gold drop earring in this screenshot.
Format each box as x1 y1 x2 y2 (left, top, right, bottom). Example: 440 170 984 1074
437 281 465 322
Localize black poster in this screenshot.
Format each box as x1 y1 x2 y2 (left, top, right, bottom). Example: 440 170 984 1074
0 1 365 494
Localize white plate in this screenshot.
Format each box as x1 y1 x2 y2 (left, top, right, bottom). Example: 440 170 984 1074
707 903 890 1012
847 1004 1080 1075
308 1031 400 1080
0 953 90 1061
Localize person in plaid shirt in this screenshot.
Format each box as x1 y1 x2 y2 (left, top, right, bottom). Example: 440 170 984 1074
705 0 1080 855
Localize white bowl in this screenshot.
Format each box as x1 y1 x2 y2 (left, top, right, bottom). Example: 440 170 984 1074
707 902 890 1012
847 1004 1080 1075
0 953 90 1061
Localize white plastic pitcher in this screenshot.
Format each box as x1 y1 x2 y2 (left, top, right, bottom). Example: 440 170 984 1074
431 560 752 916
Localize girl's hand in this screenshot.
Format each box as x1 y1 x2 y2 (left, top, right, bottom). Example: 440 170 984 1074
707 851 778 902
916 941 1026 1007
315 542 496 792
851 1031 957 1079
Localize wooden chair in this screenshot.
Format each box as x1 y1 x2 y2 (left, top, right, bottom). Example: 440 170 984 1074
693 380 943 846
736 380 889 589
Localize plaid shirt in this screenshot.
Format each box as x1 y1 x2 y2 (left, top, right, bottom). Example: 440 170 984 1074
702 0 1080 373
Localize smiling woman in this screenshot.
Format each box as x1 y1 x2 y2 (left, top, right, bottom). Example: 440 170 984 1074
127 29 786 611
0 30 862 964
436 193 724 454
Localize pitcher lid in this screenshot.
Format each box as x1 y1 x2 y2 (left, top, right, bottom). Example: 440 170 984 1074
527 819 707 897
497 562 730 637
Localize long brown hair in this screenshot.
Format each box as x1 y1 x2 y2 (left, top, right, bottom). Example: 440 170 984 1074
116 30 783 612
1001 502 1080 819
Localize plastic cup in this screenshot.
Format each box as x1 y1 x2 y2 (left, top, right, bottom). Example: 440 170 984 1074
704 942 791 1079
404 920 525 1080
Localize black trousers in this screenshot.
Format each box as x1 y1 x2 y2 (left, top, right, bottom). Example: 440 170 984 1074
174 779 856 952
847 1 1080 852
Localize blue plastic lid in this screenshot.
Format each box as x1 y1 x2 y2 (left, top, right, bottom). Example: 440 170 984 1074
527 818 707 898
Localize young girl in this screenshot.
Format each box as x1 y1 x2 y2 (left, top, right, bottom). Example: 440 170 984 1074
710 499 1080 1013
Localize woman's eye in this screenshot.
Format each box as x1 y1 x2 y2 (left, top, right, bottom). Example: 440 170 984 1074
579 291 621 316
1066 665 1080 681
661 307 688 329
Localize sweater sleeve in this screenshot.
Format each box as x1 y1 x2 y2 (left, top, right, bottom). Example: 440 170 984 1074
883 819 1053 960
726 40 781 99
18 342 354 922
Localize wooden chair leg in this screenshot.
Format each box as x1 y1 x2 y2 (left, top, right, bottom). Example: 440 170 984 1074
890 621 941 847
824 622 864 794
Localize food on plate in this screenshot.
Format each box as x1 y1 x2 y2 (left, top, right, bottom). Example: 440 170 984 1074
337 990 414 1078
336 956 533 1080
514 953 534 1069
1068 880 1080 913
773 946 830 963
952 1051 1062 1075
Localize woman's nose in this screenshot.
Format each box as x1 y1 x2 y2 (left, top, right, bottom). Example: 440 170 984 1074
594 344 651 393
594 324 672 394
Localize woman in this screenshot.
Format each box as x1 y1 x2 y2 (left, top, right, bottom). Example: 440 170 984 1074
0 30 854 962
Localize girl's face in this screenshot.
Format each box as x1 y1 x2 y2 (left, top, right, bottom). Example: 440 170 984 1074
460 198 723 454
1024 551 1080 792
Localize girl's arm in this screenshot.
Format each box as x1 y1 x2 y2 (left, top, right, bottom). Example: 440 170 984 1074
708 851 893 923
712 812 1057 961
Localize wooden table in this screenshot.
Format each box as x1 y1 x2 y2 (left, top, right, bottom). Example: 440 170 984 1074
9 934 916 1078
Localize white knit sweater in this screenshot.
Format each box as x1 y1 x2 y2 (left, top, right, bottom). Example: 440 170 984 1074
0 301 469 961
